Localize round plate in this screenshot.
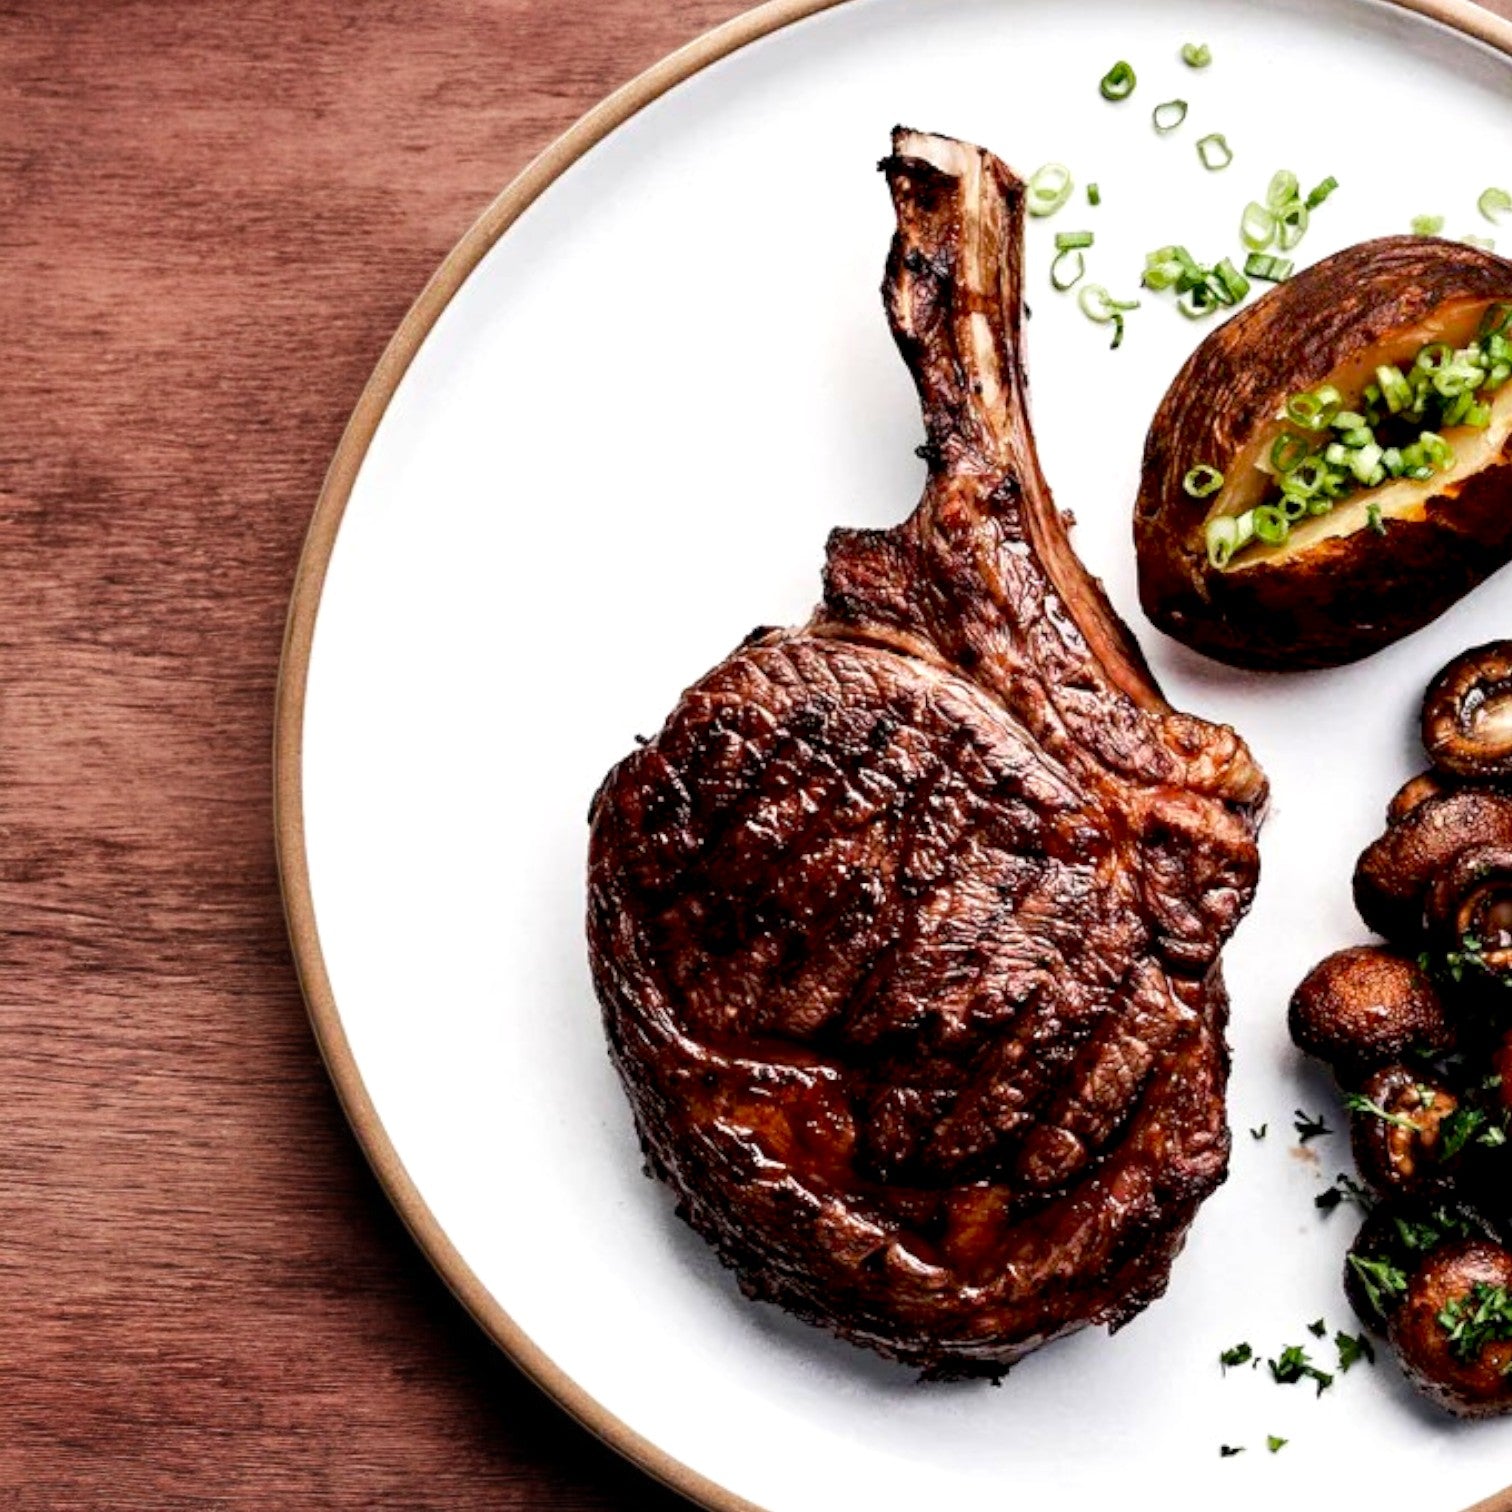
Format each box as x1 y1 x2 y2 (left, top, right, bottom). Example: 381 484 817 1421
276 1 1512 1508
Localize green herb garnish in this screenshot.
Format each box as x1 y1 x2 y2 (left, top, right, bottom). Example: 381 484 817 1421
1220 1444 1245 1458
1251 1124 1268 1141
1220 1342 1254 1371
1336 1330 1376 1372
1307 1317 1326 1338
1269 1343 1334 1395
1293 1109 1333 1144
1438 1283 1512 1363
1100 61 1137 101
1267 1436 1288 1454
1349 1254 1409 1318
1181 42 1212 68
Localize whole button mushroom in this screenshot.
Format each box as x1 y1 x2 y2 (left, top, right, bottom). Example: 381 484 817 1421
1423 642 1512 780
1424 842 1512 986
1348 1064 1460 1198
1353 788 1512 942
1288 946 1452 1075
1391 1238 1512 1417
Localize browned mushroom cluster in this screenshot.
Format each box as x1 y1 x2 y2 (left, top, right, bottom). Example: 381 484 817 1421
1290 640 1512 1418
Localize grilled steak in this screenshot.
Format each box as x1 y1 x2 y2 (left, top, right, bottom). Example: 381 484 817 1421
586 129 1267 1375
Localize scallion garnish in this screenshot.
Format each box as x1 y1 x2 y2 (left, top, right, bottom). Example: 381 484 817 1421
1026 162 1074 218
1214 257 1249 304
1196 133 1232 171
1240 202 1276 251
1305 175 1340 210
1152 99 1188 133
1183 463 1225 498
1087 182 1101 207
1077 283 1138 348
1054 230 1094 251
1480 187 1512 225
1181 42 1212 67
1100 60 1136 100
1244 252 1292 282
1412 213 1446 237
1266 169 1299 211
1050 248 1086 291
1276 200 1309 251
1464 233 1497 252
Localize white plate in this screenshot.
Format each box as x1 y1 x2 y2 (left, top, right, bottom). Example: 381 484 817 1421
277 1 1512 1508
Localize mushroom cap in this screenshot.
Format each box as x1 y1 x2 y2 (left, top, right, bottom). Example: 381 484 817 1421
1288 946 1452 1073
1349 1063 1459 1198
1390 1238 1512 1417
1354 788 1512 942
1386 771 1454 828
1423 642 1512 781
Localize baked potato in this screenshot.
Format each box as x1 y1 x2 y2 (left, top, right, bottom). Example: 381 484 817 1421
1136 237 1512 669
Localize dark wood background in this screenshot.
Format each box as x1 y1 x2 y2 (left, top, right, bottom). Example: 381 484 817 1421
3 2 1508 1507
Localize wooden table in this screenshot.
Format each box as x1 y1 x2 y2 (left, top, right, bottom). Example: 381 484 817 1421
3 2 1509 1507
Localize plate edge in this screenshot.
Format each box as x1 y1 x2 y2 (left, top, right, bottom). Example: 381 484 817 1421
272 2 1512 1509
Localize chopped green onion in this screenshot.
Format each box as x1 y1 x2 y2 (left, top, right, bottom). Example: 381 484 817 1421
1153 99 1188 133
1241 202 1276 251
1266 170 1299 211
1050 248 1085 291
1286 390 1338 431
1087 182 1102 207
1027 162 1074 217
1412 214 1445 237
1181 42 1212 67
1277 200 1309 251
1367 503 1386 536
1100 60 1137 100
1183 464 1225 498
1214 257 1250 304
1196 133 1232 171
1377 364 1412 413
1464 234 1497 252
1055 230 1094 251
1480 188 1512 225
1271 433 1310 472
1245 252 1292 282
1305 176 1340 210
1078 283 1138 348
1252 505 1289 545
1206 516 1238 568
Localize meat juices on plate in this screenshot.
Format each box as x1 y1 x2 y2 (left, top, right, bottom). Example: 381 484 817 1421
587 130 1266 1375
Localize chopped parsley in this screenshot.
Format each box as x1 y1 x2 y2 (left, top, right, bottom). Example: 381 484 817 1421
1250 1123 1268 1141
1343 1091 1421 1134
1349 1253 1409 1318
1440 1106 1509 1160
1268 1343 1334 1395
1438 1283 1512 1363
1335 1330 1376 1372
1293 1109 1333 1144
1220 1444 1246 1458
1220 1341 1254 1371
1307 1317 1326 1338
1315 1173 1372 1214
1267 1435 1288 1454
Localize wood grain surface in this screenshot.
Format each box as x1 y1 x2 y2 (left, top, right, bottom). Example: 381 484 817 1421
3 2 1509 1508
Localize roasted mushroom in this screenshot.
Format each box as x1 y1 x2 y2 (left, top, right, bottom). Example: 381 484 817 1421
1349 1064 1459 1197
1136 238 1512 670
1423 642 1512 780
1353 788 1512 941
1390 1238 1512 1417
1344 1198 1497 1334
1424 842 1512 986
1288 946 1452 1074
1386 770 1453 828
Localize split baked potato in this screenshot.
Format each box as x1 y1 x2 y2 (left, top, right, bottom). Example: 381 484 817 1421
1136 237 1512 670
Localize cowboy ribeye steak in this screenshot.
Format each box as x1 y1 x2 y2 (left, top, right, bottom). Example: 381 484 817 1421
586 129 1267 1375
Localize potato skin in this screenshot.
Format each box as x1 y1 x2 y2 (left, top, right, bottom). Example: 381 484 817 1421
1135 237 1512 670
1390 1239 1512 1417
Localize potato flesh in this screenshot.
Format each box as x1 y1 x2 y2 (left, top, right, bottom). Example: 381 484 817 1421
1208 298 1512 571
